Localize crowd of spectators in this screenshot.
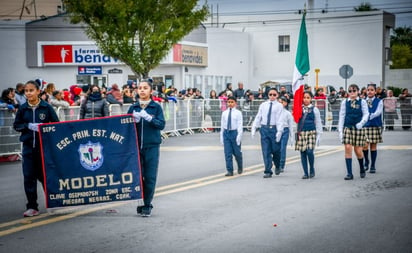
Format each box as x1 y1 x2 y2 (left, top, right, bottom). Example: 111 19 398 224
1 79 411 130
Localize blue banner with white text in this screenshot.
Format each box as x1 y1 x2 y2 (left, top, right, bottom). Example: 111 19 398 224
39 115 143 208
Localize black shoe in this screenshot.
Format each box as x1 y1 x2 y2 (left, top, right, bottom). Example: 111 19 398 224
364 164 369 171
238 168 243 175
137 206 143 215
225 172 234 177
360 172 366 178
141 206 152 217
370 167 376 173
263 173 272 178
280 168 284 173
275 168 281 175
344 175 354 180
309 173 315 178
302 175 309 179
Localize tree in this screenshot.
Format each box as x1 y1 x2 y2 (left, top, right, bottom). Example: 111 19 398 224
354 2 378 11
390 27 412 69
391 44 412 69
391 26 412 47
63 0 209 79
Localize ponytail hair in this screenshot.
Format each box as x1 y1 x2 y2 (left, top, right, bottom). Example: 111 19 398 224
25 80 40 90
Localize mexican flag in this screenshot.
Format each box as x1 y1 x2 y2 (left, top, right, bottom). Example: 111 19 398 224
292 12 310 123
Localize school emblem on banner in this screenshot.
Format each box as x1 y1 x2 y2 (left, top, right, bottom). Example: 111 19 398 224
39 115 143 209
79 141 104 171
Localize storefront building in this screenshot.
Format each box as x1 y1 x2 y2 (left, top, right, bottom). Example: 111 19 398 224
1 10 405 94
1 14 250 96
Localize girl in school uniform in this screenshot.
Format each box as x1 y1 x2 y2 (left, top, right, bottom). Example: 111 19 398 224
363 84 383 173
127 79 165 217
13 80 60 217
295 91 322 179
338 84 369 180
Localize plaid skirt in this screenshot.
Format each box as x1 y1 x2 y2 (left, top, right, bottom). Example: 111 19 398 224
364 126 383 143
343 127 366 146
295 130 316 152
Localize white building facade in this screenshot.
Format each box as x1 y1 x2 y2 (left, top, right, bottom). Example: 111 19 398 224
213 10 396 90
1 10 408 94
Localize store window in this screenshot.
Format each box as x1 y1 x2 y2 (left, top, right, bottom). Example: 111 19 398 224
204 75 213 97
215 76 223 94
278 35 290 52
224 76 233 94
185 74 192 89
76 75 107 87
165 75 174 88
194 75 203 94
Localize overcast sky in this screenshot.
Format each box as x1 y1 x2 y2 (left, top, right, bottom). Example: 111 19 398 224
199 0 412 27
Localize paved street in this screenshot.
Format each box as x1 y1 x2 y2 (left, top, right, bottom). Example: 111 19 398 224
0 131 411 253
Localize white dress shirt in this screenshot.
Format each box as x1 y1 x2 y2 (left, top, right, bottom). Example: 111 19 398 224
252 100 284 132
279 108 295 136
366 97 383 120
221 107 243 131
220 107 243 144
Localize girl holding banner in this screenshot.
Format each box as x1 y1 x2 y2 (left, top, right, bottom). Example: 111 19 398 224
13 80 60 217
128 79 165 217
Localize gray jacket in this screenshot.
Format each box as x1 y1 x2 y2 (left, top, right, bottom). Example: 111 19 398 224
80 98 109 119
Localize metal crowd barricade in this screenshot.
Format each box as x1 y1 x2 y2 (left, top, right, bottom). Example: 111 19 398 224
174 99 193 134
161 102 180 137
55 106 81 121
109 104 128 116
0 109 21 159
2 97 410 159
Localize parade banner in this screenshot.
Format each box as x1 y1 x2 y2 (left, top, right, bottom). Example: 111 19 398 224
39 115 143 209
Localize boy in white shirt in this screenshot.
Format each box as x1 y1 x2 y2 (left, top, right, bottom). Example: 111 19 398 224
220 96 243 176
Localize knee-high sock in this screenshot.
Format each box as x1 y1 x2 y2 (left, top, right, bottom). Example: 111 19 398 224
358 158 365 173
301 151 308 176
307 149 315 175
363 150 369 165
371 150 377 168
345 158 352 175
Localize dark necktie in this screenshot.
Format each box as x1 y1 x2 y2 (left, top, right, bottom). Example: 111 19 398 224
267 102 273 125
368 99 372 107
227 108 232 130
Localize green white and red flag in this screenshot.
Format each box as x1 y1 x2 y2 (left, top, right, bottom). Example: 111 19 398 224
292 12 310 123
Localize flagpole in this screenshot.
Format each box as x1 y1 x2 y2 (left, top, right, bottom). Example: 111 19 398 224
292 5 310 124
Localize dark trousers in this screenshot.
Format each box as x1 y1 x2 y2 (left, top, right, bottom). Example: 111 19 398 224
384 111 397 130
22 144 44 210
300 149 315 176
279 127 290 169
139 146 160 207
331 110 339 130
260 126 281 174
223 130 243 172
400 108 411 129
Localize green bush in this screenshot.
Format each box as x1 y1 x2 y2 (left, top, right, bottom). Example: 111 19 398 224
386 86 403 97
